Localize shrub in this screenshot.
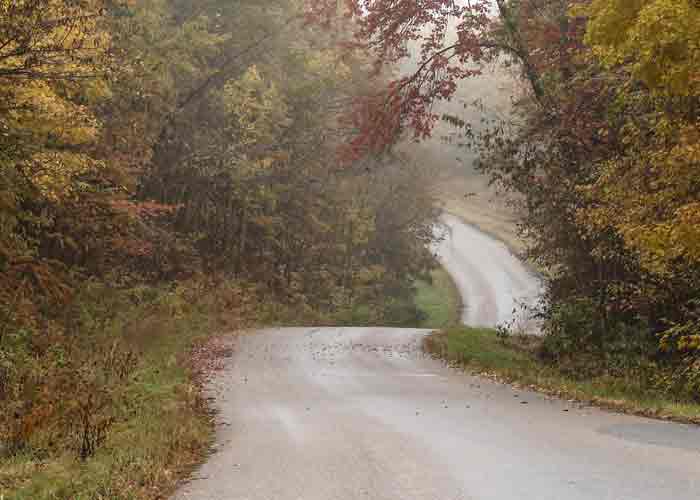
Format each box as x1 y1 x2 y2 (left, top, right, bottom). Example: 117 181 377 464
658 307 700 401
540 297 658 381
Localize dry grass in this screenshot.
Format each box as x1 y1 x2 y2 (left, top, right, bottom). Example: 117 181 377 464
435 175 524 255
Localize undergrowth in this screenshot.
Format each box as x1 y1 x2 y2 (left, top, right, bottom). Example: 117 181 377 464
0 278 252 500
0 273 442 499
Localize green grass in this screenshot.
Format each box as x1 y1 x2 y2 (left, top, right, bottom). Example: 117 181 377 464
425 327 700 424
259 265 463 329
414 267 462 329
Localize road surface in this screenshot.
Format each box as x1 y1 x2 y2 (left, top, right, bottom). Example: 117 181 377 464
173 219 699 500
436 214 543 333
175 327 700 500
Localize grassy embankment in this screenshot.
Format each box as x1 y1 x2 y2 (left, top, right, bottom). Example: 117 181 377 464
414 267 462 329
425 327 700 424
412 244 700 424
1 284 248 500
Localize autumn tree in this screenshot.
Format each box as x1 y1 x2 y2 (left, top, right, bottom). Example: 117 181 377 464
321 0 700 394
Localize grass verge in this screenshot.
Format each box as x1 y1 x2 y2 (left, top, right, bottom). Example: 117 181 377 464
261 266 463 329
1 281 250 500
425 327 700 425
414 267 462 329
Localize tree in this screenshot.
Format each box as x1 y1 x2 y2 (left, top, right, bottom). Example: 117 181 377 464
0 0 114 296
317 0 700 393
583 0 700 96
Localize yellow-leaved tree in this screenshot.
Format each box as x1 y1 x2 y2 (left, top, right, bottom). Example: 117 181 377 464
579 0 700 378
580 0 700 274
0 0 112 302
583 0 700 95
0 0 110 202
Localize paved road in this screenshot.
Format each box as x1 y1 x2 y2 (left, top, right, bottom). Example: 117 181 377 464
436 214 543 333
175 327 700 500
174 220 698 499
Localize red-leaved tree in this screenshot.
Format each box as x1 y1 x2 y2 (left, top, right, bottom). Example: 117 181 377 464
306 0 570 159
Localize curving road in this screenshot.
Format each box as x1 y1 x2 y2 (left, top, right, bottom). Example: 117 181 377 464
174 220 700 500
175 327 700 500
436 214 543 333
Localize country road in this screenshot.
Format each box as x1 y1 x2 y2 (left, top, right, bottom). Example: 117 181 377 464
436 214 542 333
174 220 700 500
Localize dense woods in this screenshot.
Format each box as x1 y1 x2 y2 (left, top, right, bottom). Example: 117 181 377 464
335 0 699 398
0 1 439 495
482 0 700 399
482 0 700 398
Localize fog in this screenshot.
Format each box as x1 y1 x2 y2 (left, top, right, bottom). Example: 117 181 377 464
393 9 519 219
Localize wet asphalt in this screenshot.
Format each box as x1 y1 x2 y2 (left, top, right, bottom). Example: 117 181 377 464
174 327 699 500
173 219 699 500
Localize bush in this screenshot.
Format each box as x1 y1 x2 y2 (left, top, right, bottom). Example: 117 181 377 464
654 358 700 403
657 310 700 402
540 298 599 362
0 315 138 461
540 297 657 381
0 278 240 463
1 277 254 498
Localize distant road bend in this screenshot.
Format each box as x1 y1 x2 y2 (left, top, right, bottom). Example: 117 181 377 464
174 218 700 500
436 214 542 333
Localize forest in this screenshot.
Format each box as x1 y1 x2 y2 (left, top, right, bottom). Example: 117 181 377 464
1 0 699 498
0 1 439 496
